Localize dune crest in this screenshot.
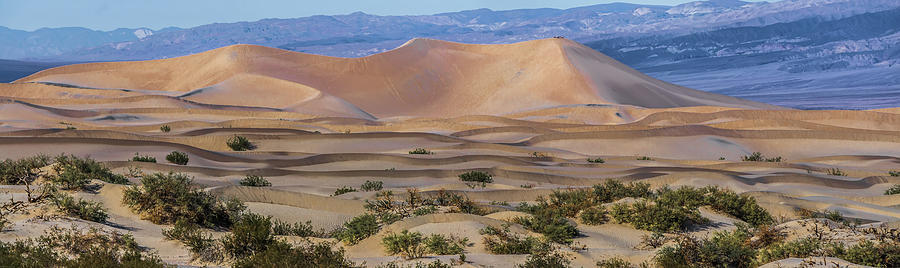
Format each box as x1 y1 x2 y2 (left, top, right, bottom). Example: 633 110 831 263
16 38 778 118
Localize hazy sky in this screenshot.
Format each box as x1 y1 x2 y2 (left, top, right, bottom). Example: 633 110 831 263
1 0 769 31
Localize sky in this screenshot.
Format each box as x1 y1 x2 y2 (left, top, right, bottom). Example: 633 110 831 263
0 0 768 31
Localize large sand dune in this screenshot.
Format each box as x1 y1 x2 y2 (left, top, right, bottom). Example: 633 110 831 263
0 39 897 267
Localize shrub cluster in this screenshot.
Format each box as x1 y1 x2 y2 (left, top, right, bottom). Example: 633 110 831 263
131 153 157 163
166 151 189 165
239 175 271 187
0 225 168 267
587 157 605 163
458 171 493 188
226 135 254 151
160 125 171 132
408 148 433 155
636 156 652 161
52 193 108 223
480 224 546 254
52 154 129 188
0 155 51 185
741 152 783 162
825 168 847 176
578 206 608 225
272 219 327 238
890 170 900 177
516 242 572 268
513 213 578 244
122 172 244 227
334 214 380 245
886 184 900 195
333 186 357 196
361 180 384 192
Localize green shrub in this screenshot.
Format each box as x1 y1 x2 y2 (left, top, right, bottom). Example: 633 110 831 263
424 234 468 255
161 220 220 262
334 214 380 245
886 184 900 195
333 186 357 196
52 193 108 223
587 158 605 163
655 229 756 268
361 180 384 192
611 201 706 233
579 206 608 225
272 219 325 237
0 225 169 267
514 212 578 244
840 240 900 267
131 153 156 163
756 237 830 264
408 148 433 155
226 135 254 151
890 171 900 177
741 152 782 162
239 175 271 187
52 154 129 187
221 213 276 260
517 243 572 268
596 257 634 268
458 171 493 188
636 156 652 161
825 168 847 176
382 230 426 260
165 151 189 165
160 125 171 132
480 224 544 255
122 172 243 227
234 241 358 268
0 155 51 185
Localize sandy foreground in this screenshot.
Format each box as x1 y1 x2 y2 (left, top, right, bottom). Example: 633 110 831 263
0 39 898 267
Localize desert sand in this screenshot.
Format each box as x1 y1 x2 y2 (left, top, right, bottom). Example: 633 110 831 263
0 38 898 267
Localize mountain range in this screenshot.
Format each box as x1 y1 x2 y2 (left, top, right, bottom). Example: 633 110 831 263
2 0 899 109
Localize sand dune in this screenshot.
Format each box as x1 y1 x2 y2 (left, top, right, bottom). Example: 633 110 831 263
1 39 898 267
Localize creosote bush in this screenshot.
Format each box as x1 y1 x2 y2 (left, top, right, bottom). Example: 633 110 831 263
408 148 433 155
890 170 900 177
587 157 605 163
886 184 900 195
825 168 847 176
636 156 652 161
131 153 156 163
480 224 545 254
741 152 783 162
52 154 129 188
516 243 572 268
239 175 271 187
334 214 380 245
122 172 243 227
166 151 189 165
361 180 384 192
160 125 171 132
226 135 254 151
52 193 108 223
0 225 168 267
333 186 357 196
382 230 426 259
578 206 608 225
458 171 493 188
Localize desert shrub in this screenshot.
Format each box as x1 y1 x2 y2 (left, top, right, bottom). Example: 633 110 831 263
0 154 51 185
361 180 384 192
221 213 277 260
890 170 900 177
131 153 156 163
611 201 707 233
741 152 782 162
52 154 129 187
825 168 847 176
587 158 605 163
226 135 254 151
233 240 358 268
334 214 380 245
408 148 433 155
596 257 634 268
433 189 488 215
514 212 579 244
382 230 426 259
239 175 271 187
52 193 108 223
579 206 608 225
0 225 170 267
886 184 900 195
333 186 357 196
122 172 243 227
480 224 544 254
756 237 830 264
636 156 652 161
162 220 221 262
424 233 468 255
272 219 325 237
160 125 171 132
839 240 900 267
701 187 774 226
166 151 189 165
655 229 756 268
458 171 493 187
517 243 572 268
